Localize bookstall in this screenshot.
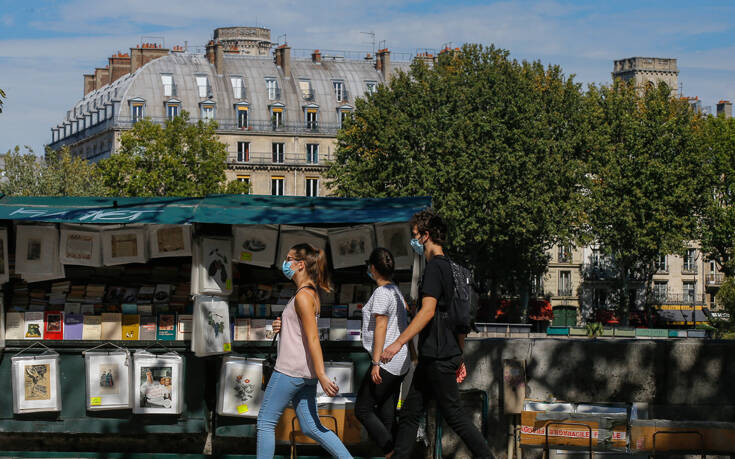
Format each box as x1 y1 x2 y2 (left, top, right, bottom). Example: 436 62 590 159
0 194 430 457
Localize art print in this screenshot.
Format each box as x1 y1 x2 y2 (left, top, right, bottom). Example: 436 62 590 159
15 225 60 276
233 225 278 268
149 225 192 258
375 222 412 270
12 354 60 413
27 239 41 261
328 226 375 269
112 234 138 258
24 364 50 400
316 362 354 401
199 237 233 295
277 226 328 267
139 366 173 408
192 296 232 357
60 225 104 267
66 233 94 260
46 313 62 332
102 227 147 265
85 351 132 410
217 357 264 418
158 227 184 253
98 364 119 395
132 351 182 414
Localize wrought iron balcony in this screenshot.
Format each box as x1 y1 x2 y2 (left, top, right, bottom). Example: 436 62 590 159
652 292 707 306
706 273 724 286
228 151 330 167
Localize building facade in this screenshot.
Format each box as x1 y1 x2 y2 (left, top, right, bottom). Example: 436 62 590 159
47 27 411 197
612 57 679 94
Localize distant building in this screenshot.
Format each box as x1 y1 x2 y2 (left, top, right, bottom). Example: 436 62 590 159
47 26 413 196
717 100 732 118
612 57 679 95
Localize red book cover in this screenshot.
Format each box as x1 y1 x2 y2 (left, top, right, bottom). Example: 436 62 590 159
44 311 64 340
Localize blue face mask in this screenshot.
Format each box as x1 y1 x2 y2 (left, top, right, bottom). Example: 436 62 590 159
367 267 375 281
410 237 425 256
282 260 297 280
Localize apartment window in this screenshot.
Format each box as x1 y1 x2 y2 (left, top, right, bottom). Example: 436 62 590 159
236 106 249 128
166 103 179 121
305 108 318 130
196 76 208 98
161 74 174 97
236 175 250 193
683 249 697 272
271 106 283 129
272 143 285 163
333 80 345 102
366 81 377 95
306 177 319 197
266 78 279 100
271 176 284 196
654 281 668 302
338 108 352 128
237 142 249 162
230 76 244 99
131 102 144 123
299 79 313 100
201 103 215 120
655 254 667 272
92 112 98 125
306 144 319 164
558 271 571 296
710 260 717 273
558 245 572 263
683 281 696 303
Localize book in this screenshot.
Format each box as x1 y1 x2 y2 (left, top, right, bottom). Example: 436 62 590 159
346 320 362 341
238 304 254 317
255 303 270 318
121 303 138 314
265 320 276 340
63 313 84 340
100 312 122 340
23 311 44 339
317 318 330 341
176 314 192 340
64 302 82 315
157 313 176 340
137 285 155 302
82 315 102 340
44 311 64 340
138 304 153 315
250 319 266 341
139 316 156 340
332 304 348 318
234 318 250 341
122 314 140 340
80 304 95 315
348 303 364 319
154 284 172 304
5 312 24 339
329 318 348 341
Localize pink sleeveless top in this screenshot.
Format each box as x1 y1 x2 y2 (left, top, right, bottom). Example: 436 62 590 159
274 288 318 379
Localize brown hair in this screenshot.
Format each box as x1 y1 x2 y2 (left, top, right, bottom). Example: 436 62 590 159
291 243 332 292
369 247 395 278
410 208 447 246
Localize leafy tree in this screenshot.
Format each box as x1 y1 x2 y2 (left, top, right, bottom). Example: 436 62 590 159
328 44 588 317
98 112 249 196
583 81 706 323
698 115 735 276
714 277 735 333
1 145 107 196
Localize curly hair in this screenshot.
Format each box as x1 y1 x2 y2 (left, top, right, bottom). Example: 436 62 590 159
410 208 447 245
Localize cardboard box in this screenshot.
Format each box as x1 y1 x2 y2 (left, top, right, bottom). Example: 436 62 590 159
520 407 627 449
275 397 363 445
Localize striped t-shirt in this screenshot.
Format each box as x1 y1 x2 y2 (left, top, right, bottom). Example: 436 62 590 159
361 284 410 376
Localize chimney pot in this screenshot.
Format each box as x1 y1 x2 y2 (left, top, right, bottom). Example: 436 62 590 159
312 49 321 63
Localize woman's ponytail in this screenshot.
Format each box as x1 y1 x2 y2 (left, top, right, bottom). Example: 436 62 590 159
291 243 333 292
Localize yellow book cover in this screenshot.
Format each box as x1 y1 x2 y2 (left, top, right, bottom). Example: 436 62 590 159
122 314 140 340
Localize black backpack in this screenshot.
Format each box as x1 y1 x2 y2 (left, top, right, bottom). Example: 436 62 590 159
445 257 480 334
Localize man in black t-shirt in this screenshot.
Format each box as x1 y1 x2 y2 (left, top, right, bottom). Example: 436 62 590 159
381 209 492 459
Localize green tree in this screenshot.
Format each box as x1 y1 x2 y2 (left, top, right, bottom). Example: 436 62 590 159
98 112 249 196
328 45 588 317
1 145 107 196
714 277 735 333
698 114 735 277
583 81 706 323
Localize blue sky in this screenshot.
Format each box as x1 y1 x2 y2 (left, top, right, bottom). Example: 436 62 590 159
1 0 734 155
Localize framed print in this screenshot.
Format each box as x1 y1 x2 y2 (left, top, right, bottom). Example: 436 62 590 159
15 225 60 275
0 228 9 284
276 226 328 267
132 350 183 415
316 362 354 402
217 356 265 418
199 237 233 296
328 226 375 269
233 225 278 268
191 295 232 357
84 350 132 410
59 225 102 267
11 351 62 413
148 225 192 258
374 222 412 270
102 226 147 265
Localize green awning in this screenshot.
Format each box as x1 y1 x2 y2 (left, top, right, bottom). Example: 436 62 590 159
0 195 431 225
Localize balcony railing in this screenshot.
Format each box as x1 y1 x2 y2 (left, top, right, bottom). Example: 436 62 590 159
682 264 698 274
557 288 573 297
112 117 342 135
228 151 330 167
706 273 724 286
652 292 707 305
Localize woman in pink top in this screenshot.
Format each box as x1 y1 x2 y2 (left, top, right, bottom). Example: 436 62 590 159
256 243 352 459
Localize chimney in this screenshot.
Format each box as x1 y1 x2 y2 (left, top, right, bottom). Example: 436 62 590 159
130 43 169 73
414 51 434 67
717 100 732 118
205 40 224 75
376 48 391 81
83 74 95 96
275 44 291 76
94 67 110 89
108 52 131 85
311 49 321 64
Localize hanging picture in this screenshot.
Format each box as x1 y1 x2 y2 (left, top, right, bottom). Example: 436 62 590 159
199 237 233 296
0 228 9 285
84 350 132 411
232 225 278 268
15 225 60 275
11 351 62 413
148 225 192 258
217 356 265 418
316 362 354 402
191 295 232 357
59 225 102 267
375 222 412 270
276 226 328 267
102 226 147 265
328 226 375 269
132 350 183 415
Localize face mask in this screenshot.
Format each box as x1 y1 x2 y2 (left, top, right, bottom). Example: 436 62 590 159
367 267 375 281
282 260 297 280
410 237 425 255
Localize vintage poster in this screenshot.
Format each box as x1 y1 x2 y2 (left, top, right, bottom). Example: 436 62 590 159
84 350 133 410
102 227 147 265
132 351 183 414
12 353 61 413
149 225 192 258
198 237 233 296
328 225 375 269
59 226 102 267
217 357 264 418
24 363 50 400
191 296 232 357
15 225 60 275
374 222 412 270
233 225 278 268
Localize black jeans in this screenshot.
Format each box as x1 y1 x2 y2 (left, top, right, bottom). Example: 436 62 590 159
393 355 492 459
355 366 405 454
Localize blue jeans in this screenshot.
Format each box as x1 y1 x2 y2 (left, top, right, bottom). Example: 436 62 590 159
256 370 352 459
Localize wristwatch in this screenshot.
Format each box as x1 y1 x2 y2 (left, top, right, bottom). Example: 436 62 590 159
371 361 381 366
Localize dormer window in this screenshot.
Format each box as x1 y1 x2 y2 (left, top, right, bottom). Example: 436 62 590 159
266 78 280 101
333 80 346 102
200 101 215 121
304 104 319 130
235 102 249 129
231 76 244 99
299 79 313 100
161 74 175 97
337 104 353 128
270 103 284 129
129 98 145 123
165 99 181 121
366 81 377 95
195 75 209 98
